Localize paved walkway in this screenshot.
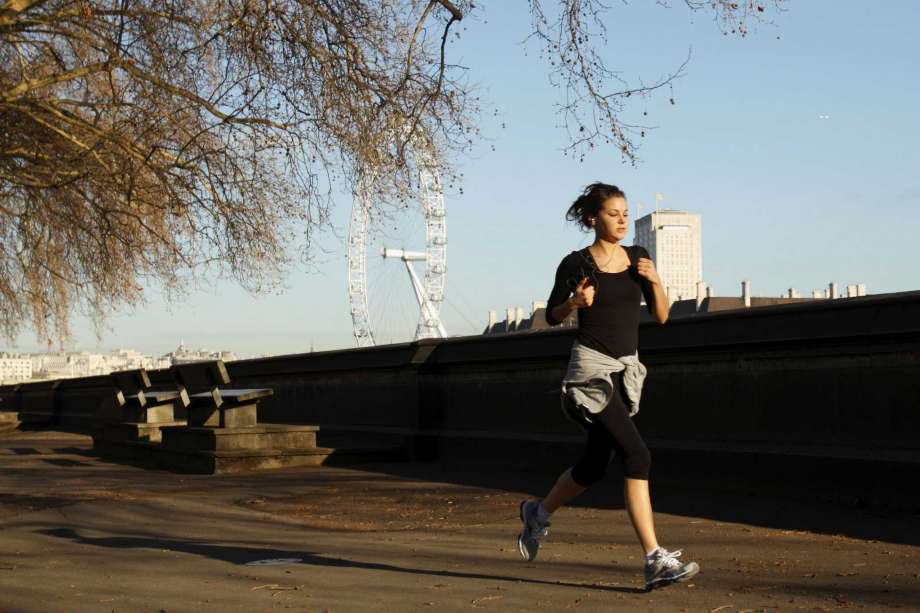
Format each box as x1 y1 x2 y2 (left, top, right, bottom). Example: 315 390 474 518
0 429 918 612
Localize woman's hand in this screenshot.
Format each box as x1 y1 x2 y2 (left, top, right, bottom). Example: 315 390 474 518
570 277 595 308
636 257 662 286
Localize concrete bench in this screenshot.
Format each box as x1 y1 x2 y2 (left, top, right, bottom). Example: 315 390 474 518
171 360 272 428
94 369 187 447
108 369 181 424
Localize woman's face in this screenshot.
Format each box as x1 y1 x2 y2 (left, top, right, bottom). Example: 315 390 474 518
592 196 629 242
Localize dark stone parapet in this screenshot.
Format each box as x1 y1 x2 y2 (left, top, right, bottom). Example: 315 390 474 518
4 291 919 491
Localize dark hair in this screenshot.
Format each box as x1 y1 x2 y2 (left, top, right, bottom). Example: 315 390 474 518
566 182 627 231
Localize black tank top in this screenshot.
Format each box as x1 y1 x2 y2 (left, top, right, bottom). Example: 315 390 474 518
545 245 656 358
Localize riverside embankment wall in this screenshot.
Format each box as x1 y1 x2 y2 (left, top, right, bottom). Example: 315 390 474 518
3 291 919 506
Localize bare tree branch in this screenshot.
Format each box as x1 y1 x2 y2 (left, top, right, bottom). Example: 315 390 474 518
0 0 780 345
528 0 784 162
1 0 478 344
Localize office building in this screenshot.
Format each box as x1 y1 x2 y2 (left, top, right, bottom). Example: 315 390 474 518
634 209 702 302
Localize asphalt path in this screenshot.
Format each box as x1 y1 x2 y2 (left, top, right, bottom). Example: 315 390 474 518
1 430 918 612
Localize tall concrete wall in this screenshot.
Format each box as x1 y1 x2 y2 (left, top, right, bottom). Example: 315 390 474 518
3 291 919 462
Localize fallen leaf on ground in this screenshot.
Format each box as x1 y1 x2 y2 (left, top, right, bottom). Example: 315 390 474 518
471 595 503 606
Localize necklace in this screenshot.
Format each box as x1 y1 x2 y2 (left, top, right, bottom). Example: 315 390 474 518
590 244 619 272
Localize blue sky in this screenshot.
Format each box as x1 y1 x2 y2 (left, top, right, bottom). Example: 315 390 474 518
11 0 920 355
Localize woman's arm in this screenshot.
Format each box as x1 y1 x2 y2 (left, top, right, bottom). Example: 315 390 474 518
550 297 576 325
546 255 593 326
642 275 669 324
550 278 594 324
635 249 669 324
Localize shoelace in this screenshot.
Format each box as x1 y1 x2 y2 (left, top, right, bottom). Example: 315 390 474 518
656 548 684 569
526 509 551 539
530 517 550 538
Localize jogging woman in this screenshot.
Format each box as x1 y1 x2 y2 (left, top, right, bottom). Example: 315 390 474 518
516 182 699 590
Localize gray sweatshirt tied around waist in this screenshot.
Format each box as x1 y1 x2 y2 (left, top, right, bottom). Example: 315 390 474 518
561 341 647 427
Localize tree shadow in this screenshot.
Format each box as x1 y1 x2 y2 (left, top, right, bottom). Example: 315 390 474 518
37 527 648 594
339 456 920 547
6 448 41 455
42 458 93 468
51 446 99 458
0 493 78 514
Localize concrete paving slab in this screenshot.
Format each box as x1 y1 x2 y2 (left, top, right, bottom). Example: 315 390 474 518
0 429 918 612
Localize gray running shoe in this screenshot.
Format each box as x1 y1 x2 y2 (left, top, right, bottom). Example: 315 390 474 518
644 548 700 589
517 499 550 561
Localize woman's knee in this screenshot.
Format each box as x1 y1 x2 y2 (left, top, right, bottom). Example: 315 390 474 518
625 445 651 479
571 461 607 486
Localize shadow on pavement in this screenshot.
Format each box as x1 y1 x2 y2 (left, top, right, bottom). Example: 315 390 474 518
51 446 99 458
42 458 94 468
343 460 920 547
0 493 80 515
37 527 649 594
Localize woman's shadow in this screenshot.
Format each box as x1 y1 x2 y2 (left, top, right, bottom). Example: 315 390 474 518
38 527 648 594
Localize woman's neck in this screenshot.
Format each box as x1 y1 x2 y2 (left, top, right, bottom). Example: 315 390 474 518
590 238 620 258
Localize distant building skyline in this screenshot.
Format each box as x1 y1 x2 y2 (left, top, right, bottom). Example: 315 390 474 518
484 280 881 335
634 209 704 303
0 355 32 383
0 343 242 384
164 341 238 365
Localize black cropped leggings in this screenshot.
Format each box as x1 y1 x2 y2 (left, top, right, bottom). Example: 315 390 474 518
570 373 652 484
